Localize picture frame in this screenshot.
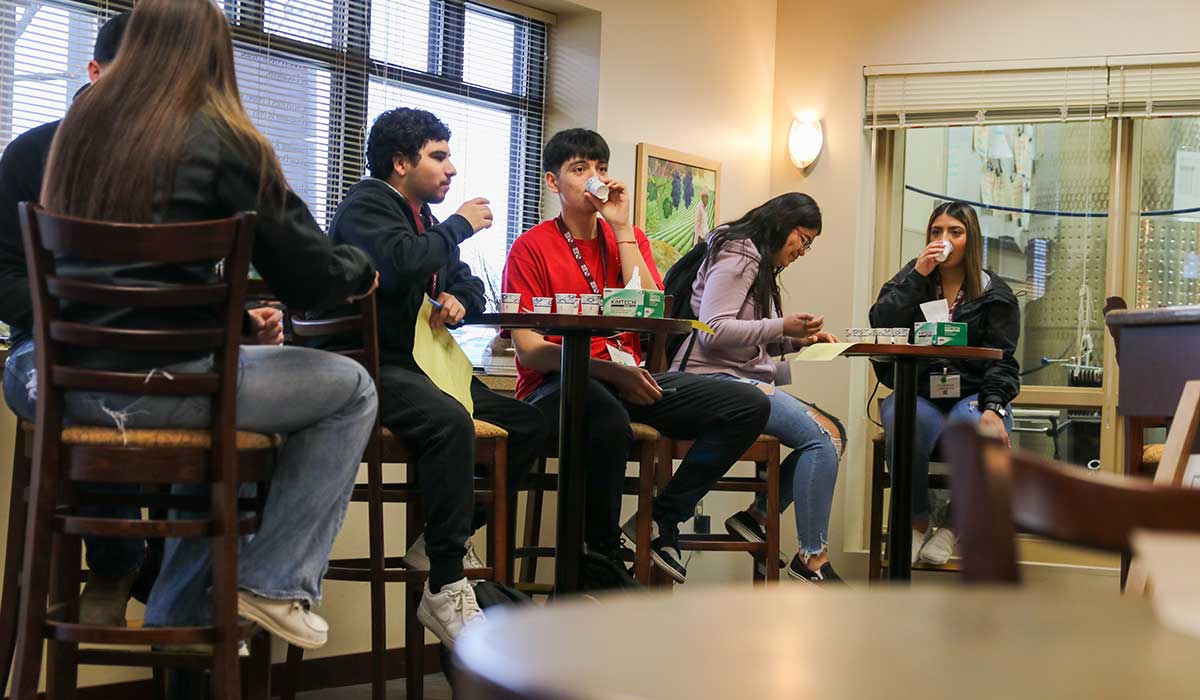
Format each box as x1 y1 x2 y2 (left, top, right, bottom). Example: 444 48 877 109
634 143 721 275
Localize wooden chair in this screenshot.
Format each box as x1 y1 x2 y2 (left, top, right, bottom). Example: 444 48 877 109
278 296 509 700
8 204 275 699
867 434 959 581
944 422 1200 586
1104 295 1171 478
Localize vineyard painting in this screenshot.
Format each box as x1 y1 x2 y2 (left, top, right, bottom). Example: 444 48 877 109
634 143 721 275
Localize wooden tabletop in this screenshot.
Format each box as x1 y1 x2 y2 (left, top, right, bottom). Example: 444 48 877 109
1107 305 1200 327
842 342 1003 361
468 313 694 336
455 586 1200 700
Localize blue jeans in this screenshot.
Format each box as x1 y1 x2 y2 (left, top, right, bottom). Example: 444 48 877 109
55 345 376 626
3 340 147 580
880 393 1013 520
709 375 840 556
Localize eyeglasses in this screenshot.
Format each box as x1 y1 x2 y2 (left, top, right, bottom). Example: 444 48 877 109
801 235 815 252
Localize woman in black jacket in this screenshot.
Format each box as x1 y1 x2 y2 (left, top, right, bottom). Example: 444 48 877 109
869 201 1020 567
38 0 378 650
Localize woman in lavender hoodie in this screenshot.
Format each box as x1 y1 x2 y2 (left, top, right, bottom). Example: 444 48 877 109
671 193 845 584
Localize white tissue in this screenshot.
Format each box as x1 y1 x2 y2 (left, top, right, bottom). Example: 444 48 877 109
920 299 951 323
625 266 643 290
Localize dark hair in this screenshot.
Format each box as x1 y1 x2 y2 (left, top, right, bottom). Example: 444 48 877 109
94 12 130 63
707 192 822 317
542 128 609 175
926 200 984 300
367 108 451 180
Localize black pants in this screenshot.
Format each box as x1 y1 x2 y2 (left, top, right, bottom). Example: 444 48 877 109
528 371 770 550
378 365 546 589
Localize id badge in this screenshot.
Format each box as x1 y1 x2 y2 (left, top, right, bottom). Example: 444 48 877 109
607 342 639 368
930 372 961 399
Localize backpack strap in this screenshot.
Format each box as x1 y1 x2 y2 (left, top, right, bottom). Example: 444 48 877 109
677 329 698 372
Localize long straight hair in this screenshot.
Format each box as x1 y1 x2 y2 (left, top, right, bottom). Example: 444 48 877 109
927 201 984 300
706 192 822 317
42 0 286 221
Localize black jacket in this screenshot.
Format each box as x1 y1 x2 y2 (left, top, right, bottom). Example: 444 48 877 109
57 114 374 369
0 119 58 347
327 178 484 364
868 260 1021 406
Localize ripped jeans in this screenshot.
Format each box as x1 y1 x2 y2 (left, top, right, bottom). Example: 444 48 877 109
7 343 377 626
2 340 147 580
708 374 840 556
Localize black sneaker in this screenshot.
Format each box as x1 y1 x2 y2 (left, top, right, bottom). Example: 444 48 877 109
786 554 846 585
724 510 766 544
650 526 687 583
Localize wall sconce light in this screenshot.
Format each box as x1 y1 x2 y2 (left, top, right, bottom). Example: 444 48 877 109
788 118 823 170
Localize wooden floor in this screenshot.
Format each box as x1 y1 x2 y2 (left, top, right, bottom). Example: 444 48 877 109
298 674 452 699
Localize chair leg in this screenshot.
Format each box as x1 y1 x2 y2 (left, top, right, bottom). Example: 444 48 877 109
366 445 387 700
241 631 271 700
209 473 243 699
0 427 32 694
405 585 425 700
278 644 305 700
12 432 64 699
868 440 886 584
764 455 781 582
519 459 547 584
46 526 82 700
634 440 656 585
490 438 509 586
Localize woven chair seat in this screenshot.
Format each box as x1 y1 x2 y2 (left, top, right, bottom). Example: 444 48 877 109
630 422 660 441
1143 443 1165 467
58 426 280 450
382 419 508 442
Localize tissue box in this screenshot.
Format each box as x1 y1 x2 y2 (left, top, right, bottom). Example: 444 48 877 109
640 290 665 318
913 321 967 346
603 287 641 317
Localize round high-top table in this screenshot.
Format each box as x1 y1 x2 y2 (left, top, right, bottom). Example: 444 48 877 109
468 313 693 594
455 586 1200 699
841 343 1002 580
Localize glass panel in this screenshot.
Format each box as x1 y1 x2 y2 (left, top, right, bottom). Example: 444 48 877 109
900 123 1112 388
370 0 431 70
1010 407 1103 469
463 8 514 92
264 0 334 48
1134 117 1200 309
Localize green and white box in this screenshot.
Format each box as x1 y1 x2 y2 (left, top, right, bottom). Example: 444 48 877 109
913 321 967 346
603 287 641 317
640 290 665 318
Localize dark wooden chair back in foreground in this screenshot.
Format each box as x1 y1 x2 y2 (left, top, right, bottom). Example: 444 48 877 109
281 298 508 700
9 203 275 699
945 422 1200 586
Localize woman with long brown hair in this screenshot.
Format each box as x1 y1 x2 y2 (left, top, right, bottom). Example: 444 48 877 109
869 201 1020 567
37 0 379 649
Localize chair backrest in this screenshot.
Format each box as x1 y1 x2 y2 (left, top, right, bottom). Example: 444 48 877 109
644 295 675 373
945 422 1200 585
18 202 256 455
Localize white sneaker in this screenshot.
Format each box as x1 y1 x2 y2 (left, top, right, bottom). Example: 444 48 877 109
236 591 329 650
403 534 487 572
911 528 931 565
920 527 958 565
417 578 486 648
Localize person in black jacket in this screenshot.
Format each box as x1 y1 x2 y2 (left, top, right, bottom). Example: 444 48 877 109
328 107 545 647
869 201 1020 567
38 0 379 650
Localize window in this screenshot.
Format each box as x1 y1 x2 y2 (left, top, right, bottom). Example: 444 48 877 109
0 0 547 334
1134 117 1200 309
898 123 1112 389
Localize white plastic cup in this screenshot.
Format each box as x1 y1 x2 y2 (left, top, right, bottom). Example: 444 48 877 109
501 292 521 313
936 239 953 263
580 293 601 316
891 327 911 344
585 176 610 202
532 297 553 314
555 293 580 315
874 328 894 344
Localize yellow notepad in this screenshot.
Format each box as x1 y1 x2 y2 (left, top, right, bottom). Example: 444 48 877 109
412 298 475 414
794 342 854 362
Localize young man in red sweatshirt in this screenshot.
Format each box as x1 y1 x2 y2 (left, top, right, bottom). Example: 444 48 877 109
502 129 769 583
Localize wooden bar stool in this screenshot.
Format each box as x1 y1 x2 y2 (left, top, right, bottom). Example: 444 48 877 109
8 205 275 699
279 297 508 700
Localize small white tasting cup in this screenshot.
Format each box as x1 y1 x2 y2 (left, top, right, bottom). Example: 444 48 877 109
555 293 580 315
501 292 521 313
532 297 553 314
585 176 610 202
580 293 602 316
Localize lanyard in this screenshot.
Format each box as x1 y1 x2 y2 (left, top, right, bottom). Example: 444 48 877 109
936 282 966 321
555 215 607 295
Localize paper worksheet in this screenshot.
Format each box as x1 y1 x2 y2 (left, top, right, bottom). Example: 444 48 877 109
794 342 854 362
412 297 475 414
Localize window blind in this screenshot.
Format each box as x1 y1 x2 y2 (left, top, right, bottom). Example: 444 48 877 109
864 61 1109 129
1108 55 1200 118
0 0 548 289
